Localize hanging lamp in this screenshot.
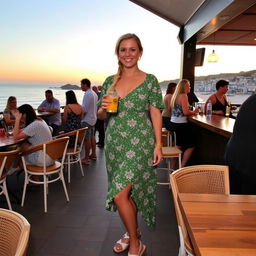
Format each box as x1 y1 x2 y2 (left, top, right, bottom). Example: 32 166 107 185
208 32 218 63
207 50 219 62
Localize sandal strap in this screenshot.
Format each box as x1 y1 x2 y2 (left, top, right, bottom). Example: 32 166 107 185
113 232 130 253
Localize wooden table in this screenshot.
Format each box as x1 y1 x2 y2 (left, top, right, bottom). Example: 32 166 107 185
178 193 256 256
35 110 53 117
0 135 23 150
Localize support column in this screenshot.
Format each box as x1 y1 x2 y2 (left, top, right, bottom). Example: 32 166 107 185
180 35 198 105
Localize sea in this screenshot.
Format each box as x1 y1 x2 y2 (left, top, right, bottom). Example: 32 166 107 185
0 82 85 112
0 82 252 112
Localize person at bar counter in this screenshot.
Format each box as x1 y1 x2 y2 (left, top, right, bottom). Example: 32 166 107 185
204 80 236 116
3 96 18 126
38 90 61 136
98 33 163 256
63 90 83 147
162 82 177 131
170 79 199 168
13 104 54 167
225 94 256 195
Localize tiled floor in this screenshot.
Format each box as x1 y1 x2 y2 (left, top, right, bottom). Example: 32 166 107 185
1 147 179 256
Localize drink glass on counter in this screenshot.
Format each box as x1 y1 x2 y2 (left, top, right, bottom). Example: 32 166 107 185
225 100 231 117
106 91 119 113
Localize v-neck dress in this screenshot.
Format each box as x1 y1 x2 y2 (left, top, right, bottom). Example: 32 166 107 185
98 73 163 227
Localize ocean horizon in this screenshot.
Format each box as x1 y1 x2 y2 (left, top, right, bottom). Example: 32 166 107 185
0 82 251 112
0 82 85 111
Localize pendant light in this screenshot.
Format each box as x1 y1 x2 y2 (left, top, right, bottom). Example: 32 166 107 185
208 32 218 63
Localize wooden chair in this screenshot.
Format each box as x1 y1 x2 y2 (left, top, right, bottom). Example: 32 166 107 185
157 130 182 185
57 127 87 183
0 208 30 256
21 137 70 212
169 165 230 256
0 149 20 210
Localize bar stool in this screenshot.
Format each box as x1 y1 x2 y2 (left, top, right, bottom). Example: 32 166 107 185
157 129 182 186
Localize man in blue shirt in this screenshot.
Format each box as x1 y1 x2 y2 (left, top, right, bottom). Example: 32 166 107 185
38 90 61 136
80 78 98 164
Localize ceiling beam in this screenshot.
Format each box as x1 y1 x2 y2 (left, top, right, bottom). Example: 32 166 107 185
180 0 233 43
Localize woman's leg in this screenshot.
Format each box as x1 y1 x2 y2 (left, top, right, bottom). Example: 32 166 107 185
181 147 194 167
114 183 140 254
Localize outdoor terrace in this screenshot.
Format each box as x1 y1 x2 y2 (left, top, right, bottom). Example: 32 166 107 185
1 146 179 256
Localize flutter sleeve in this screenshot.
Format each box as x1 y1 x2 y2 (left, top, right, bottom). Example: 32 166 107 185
147 74 164 110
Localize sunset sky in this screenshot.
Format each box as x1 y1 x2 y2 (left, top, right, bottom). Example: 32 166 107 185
1 0 255 85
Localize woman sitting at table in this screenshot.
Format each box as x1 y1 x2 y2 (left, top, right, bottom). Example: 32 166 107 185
204 80 229 116
162 82 177 131
63 90 83 146
170 79 198 168
13 104 54 167
3 96 18 126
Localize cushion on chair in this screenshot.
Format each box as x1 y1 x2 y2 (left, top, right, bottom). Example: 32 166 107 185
26 162 61 173
162 146 182 157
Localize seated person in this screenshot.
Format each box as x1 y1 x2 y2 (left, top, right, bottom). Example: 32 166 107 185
204 80 236 116
225 94 256 195
3 96 18 126
162 82 177 131
170 79 198 168
63 90 83 147
13 104 54 167
38 90 61 136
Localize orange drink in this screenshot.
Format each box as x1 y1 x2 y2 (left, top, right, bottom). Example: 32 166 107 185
107 91 118 113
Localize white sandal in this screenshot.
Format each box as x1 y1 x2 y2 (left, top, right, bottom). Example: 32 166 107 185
113 232 130 253
128 240 146 256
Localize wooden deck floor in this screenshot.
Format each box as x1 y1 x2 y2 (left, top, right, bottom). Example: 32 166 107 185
1 146 179 256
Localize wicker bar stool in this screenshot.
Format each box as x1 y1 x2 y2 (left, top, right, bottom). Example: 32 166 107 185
157 130 182 185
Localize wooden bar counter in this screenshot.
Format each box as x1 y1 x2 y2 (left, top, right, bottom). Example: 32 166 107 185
188 114 235 165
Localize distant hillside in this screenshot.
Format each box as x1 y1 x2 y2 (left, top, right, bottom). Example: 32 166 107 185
159 69 256 90
61 84 80 90
195 70 256 81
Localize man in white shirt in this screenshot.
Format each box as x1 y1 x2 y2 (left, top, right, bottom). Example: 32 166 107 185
38 90 61 136
80 78 98 164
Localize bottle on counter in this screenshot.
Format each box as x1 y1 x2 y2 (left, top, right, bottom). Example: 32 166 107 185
206 100 212 118
225 100 231 117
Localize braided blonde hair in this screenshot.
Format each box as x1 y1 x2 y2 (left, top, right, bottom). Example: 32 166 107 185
108 33 143 92
170 79 190 108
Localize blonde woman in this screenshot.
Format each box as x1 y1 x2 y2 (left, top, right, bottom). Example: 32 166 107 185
170 79 198 167
98 33 163 256
3 96 18 126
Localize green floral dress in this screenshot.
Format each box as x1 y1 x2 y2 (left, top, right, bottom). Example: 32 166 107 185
99 73 163 227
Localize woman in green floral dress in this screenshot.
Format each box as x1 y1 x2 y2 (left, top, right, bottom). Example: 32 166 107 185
98 33 163 256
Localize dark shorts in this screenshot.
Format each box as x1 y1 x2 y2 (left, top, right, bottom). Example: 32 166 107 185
169 122 195 150
81 122 95 139
162 116 172 131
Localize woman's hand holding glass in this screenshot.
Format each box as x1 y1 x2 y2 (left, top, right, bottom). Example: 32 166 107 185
101 94 113 111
